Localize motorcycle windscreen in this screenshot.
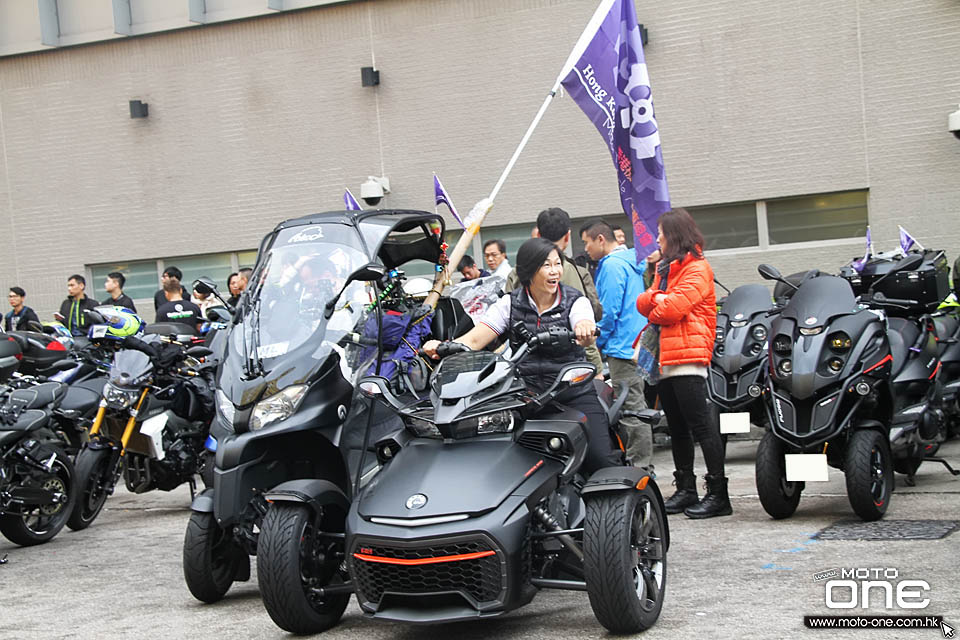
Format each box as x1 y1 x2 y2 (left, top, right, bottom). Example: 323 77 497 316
357 439 557 519
721 283 774 319
109 349 152 385
781 276 858 328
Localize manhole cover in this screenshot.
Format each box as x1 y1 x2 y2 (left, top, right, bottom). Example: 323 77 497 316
815 520 959 541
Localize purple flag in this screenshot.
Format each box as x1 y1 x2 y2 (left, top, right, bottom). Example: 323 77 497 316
434 175 465 229
898 225 924 253
851 226 872 272
343 188 363 211
560 0 670 261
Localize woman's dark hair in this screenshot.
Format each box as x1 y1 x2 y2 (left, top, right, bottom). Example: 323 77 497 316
658 208 705 264
516 238 560 286
226 272 239 290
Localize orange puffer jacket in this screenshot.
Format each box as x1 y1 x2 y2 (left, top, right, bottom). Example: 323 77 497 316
635 253 716 367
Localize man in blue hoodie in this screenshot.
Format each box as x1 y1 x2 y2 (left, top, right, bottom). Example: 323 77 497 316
583 220 652 470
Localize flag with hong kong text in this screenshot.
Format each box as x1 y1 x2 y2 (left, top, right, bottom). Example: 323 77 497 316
560 0 670 261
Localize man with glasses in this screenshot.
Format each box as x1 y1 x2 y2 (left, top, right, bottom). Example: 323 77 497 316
5 287 39 332
483 239 512 279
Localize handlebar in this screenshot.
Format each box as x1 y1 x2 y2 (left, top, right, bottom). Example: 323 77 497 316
859 292 919 308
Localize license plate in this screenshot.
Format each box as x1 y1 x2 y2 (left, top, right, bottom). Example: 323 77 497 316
719 412 751 434
785 453 829 482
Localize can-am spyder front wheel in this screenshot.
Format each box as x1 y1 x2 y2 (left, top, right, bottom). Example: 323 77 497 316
183 511 249 603
257 502 349 634
584 483 667 633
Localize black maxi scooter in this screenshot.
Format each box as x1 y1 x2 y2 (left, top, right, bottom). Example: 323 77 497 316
182 209 468 603
755 260 952 521
255 326 668 635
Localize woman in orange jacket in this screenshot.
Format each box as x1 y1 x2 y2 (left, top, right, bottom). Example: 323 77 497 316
636 209 730 519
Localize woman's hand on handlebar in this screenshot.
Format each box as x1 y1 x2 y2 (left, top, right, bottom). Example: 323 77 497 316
574 320 597 347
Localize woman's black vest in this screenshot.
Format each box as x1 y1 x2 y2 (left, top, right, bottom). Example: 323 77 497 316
508 284 587 388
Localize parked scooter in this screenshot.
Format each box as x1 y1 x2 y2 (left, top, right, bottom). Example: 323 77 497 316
755 259 955 522
67 333 215 530
182 210 460 603
708 283 777 438
255 326 667 635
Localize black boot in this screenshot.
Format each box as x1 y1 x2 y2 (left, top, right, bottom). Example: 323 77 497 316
684 474 733 519
663 470 698 514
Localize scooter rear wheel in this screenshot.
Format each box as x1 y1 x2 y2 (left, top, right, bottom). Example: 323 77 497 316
845 429 892 521
257 502 349 634
583 483 667 633
755 431 802 519
183 511 248 603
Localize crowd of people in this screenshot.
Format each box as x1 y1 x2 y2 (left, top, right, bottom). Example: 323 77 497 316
447 206 730 520
4 266 254 336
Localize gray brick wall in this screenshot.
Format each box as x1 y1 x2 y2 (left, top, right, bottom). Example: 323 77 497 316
0 0 958 320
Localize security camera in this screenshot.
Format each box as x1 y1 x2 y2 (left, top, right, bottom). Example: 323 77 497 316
950 105 960 140
360 176 390 206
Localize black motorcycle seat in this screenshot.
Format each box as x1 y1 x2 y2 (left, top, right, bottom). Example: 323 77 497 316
0 409 49 433
60 381 105 414
886 328 910 377
9 382 67 410
933 314 959 341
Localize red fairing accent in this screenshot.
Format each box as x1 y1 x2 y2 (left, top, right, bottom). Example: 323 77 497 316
863 354 892 374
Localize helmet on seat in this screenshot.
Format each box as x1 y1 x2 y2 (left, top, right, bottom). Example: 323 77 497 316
88 306 144 340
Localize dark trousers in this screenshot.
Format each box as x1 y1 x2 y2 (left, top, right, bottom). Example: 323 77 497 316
557 386 623 474
657 375 725 477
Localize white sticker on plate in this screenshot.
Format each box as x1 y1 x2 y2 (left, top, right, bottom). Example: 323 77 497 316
785 453 829 482
257 342 289 359
91 325 108 338
719 412 751 434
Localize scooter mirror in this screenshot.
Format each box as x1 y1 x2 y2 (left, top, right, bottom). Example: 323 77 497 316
185 346 213 358
205 306 232 322
192 276 218 296
757 264 783 282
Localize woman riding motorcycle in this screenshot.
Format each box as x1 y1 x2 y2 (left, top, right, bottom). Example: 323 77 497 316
423 237 621 473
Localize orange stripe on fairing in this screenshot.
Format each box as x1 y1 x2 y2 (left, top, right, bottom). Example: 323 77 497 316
352 551 496 566
524 459 544 478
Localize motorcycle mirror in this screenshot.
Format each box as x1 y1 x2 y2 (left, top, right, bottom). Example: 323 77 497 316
185 346 213 358
324 263 387 319
757 264 783 282
27 321 46 333
192 277 218 296
205 306 232 323
83 309 106 325
559 365 597 387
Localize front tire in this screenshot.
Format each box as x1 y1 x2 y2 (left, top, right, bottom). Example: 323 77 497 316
583 484 667 633
67 447 115 531
183 511 248 603
0 445 75 546
257 503 349 634
845 429 892 521
755 431 802 519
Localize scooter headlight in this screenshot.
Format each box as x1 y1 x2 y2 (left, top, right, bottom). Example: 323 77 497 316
773 335 792 356
751 325 768 342
777 359 793 377
250 385 308 431
404 417 442 439
103 383 140 409
828 332 853 353
827 358 844 373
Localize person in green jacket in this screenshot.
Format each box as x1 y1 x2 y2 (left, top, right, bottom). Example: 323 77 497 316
58 274 99 336
505 207 604 375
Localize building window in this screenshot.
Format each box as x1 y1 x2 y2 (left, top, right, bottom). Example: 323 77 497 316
687 201 759 251
90 260 158 302
766 191 868 245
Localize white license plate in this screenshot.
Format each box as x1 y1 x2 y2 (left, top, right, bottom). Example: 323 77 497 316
719 412 751 434
785 453 829 482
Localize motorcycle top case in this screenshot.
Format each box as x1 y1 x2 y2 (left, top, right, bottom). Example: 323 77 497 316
843 250 950 314
6 331 66 375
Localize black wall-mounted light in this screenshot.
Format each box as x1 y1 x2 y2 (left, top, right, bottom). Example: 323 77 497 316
639 24 648 46
129 100 149 118
361 67 380 87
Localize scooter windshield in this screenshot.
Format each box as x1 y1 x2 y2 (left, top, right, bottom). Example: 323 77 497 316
109 349 153 387
781 276 858 327
232 224 372 368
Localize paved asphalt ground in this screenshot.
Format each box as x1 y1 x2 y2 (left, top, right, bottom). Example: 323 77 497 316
1 436 958 640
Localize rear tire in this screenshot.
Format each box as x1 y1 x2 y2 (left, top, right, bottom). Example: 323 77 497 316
0 445 75 546
755 431 802 519
845 429 892 521
183 511 247 603
583 484 667 633
257 503 349 634
67 447 114 531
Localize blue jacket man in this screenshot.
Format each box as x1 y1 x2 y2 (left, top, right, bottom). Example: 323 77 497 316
584 220 652 469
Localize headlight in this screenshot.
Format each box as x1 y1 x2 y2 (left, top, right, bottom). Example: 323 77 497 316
250 385 308 431
777 359 792 376
748 343 763 357
103 383 140 409
827 358 844 373
773 335 792 355
828 332 853 353
476 410 517 434
751 325 767 341
404 417 442 439
216 389 236 426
